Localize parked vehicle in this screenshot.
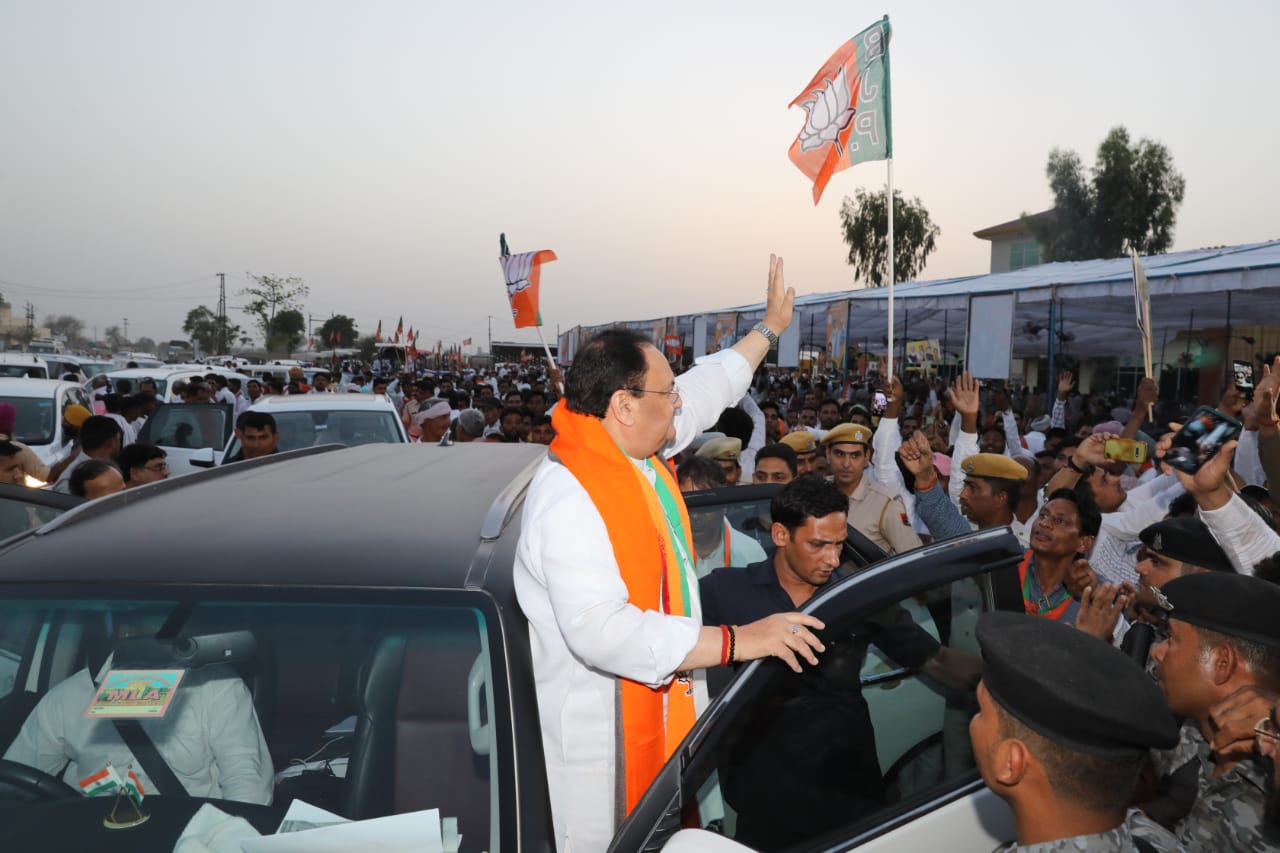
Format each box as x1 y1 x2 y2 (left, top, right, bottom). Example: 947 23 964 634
0 445 1023 851
0 379 92 474
0 354 48 380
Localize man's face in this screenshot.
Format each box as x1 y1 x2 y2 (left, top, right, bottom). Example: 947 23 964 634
752 457 794 485
980 428 1005 455
762 406 782 439
627 346 681 455
818 403 841 430
196 385 213 403
773 511 847 588
439 379 454 394
1088 468 1126 513
412 386 428 403
827 442 869 490
849 412 871 428
501 412 524 440
531 422 555 445
372 381 388 396
900 417 921 441
527 394 547 415
130 456 169 485
959 476 1002 527
1044 435 1064 456
1151 620 1218 719
247 381 261 400
0 455 24 486
1134 546 1192 600
313 374 329 391
799 407 818 428
1053 445 1074 473
83 467 125 500
505 391 524 407
794 452 816 477
239 426 279 459
716 459 740 486
802 391 818 409
785 410 800 429
1030 498 1089 559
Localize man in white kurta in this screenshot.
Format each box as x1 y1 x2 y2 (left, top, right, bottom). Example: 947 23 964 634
515 256 825 853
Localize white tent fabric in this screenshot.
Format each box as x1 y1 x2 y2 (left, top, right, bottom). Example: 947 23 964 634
584 239 1280 361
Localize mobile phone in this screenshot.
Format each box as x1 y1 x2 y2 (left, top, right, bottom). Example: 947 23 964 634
1165 406 1242 475
1104 438 1147 464
872 391 888 414
924 415 935 427
1233 360 1254 398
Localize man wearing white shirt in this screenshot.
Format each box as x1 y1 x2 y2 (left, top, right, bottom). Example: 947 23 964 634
514 256 824 853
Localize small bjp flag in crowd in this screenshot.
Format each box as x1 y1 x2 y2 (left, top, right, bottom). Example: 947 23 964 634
788 16 893 204
499 233 556 329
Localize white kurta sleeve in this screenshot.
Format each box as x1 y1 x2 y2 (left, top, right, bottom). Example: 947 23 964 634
520 470 700 688
667 350 754 458
1199 493 1280 575
201 672 274 804
949 431 980 509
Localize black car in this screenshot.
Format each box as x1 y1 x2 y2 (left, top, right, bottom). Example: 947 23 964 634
0 444 1024 852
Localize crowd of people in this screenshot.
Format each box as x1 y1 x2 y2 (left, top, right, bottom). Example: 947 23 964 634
3 257 1279 851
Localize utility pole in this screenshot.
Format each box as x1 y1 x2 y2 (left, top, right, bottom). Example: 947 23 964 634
216 272 227 354
123 317 129 343
488 315 494 355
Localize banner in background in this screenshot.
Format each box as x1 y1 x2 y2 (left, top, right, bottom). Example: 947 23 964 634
966 294 1016 379
713 313 738 352
826 300 849 370
906 339 941 365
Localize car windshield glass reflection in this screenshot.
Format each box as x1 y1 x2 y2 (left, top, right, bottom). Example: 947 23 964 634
271 411 401 451
0 595 503 851
0 397 57 445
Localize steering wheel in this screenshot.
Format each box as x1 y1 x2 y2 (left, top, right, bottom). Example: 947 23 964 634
0 759 81 801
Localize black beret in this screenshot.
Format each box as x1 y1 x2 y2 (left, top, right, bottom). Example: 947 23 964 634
1162 573 1280 648
976 612 1178 756
1138 517 1235 573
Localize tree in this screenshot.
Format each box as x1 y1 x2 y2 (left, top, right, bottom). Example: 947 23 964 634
103 325 130 350
839 189 940 287
1025 126 1186 261
43 314 87 348
183 305 242 356
356 335 377 361
270 309 306 355
240 274 309 351
317 315 358 349
134 336 157 355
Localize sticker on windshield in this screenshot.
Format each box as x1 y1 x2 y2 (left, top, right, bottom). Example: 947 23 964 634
84 669 186 719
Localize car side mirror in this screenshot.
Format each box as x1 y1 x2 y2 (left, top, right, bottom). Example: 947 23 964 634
189 448 216 468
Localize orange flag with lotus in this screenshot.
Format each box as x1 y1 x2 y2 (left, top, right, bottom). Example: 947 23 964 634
499 233 556 329
788 17 892 204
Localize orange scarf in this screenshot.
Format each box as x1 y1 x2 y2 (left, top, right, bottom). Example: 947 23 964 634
549 405 699 815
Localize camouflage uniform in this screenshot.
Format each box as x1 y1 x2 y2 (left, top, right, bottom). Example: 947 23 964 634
996 808 1183 851
1149 721 1275 853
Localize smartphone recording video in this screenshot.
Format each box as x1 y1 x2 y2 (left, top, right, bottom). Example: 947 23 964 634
1104 438 1147 465
1234 360 1255 399
1165 406 1242 475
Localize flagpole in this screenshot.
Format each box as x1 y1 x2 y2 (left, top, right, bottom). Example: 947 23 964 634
534 326 564 395
886 159 895 381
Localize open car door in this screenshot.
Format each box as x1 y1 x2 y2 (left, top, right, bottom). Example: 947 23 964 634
610 527 1026 853
136 403 235 476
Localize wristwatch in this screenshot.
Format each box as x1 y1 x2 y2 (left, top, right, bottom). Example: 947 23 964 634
1066 455 1094 476
752 323 779 347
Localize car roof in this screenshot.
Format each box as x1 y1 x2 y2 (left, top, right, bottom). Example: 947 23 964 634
0 378 83 396
249 393 398 412
0 443 548 591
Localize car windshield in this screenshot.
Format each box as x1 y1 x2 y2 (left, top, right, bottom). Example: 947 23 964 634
106 377 170 396
78 363 113 378
0 590 505 851
258 410 401 453
0 365 46 379
0 395 58 445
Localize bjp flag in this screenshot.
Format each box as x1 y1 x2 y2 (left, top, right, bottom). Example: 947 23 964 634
500 250 556 328
788 17 892 205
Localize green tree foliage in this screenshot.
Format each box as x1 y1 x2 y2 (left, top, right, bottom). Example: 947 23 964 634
1025 126 1186 261
240 273 309 351
270 309 306 355
317 315 358 348
103 325 128 350
133 336 157 355
839 189 940 286
356 335 377 361
183 305 242 356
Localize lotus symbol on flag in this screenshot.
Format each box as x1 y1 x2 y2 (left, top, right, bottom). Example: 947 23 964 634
797 66 855 154
506 277 531 298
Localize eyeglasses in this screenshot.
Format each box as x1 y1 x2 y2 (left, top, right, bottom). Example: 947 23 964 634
1035 511 1079 530
142 462 169 473
627 387 681 404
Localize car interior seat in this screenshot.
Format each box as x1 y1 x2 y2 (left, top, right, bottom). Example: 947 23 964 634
343 628 492 844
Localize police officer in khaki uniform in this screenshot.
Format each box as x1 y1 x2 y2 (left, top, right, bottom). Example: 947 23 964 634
822 423 922 555
780 430 818 477
696 435 743 486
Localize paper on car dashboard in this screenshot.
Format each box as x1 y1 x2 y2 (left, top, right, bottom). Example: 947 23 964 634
240 801 446 853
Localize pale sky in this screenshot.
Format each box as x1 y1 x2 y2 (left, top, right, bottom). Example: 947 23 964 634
2 1 1277 348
